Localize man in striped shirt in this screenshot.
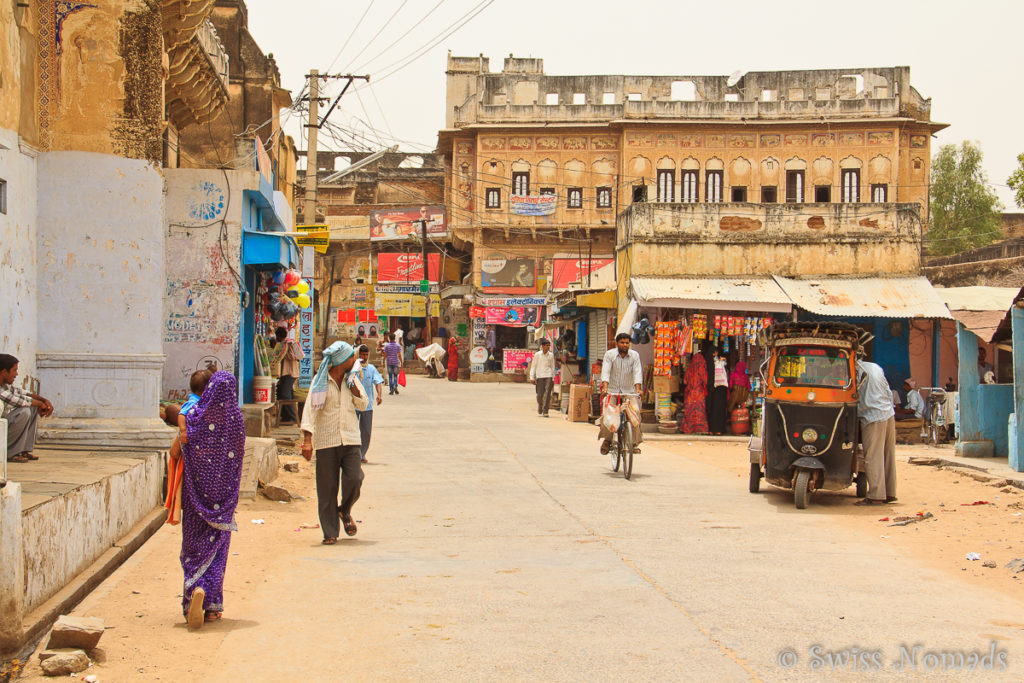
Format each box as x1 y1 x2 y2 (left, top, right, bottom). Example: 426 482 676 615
1 354 54 463
599 333 643 455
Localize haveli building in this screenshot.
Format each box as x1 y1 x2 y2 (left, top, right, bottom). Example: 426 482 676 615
438 55 950 382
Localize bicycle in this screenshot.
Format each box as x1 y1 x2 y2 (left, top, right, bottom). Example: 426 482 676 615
919 387 947 447
604 392 639 480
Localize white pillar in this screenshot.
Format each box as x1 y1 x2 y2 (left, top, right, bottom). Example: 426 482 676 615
0 478 25 654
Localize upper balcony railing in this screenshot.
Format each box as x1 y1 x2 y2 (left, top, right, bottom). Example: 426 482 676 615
193 18 230 92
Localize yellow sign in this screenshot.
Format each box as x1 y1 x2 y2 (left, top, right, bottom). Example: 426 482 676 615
295 224 329 232
295 230 329 254
374 293 440 317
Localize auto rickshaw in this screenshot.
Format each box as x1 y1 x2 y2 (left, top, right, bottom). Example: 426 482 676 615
748 322 870 509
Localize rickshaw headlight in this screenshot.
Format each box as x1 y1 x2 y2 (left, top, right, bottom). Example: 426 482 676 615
801 428 818 443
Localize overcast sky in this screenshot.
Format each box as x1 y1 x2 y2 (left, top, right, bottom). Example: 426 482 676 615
246 0 1022 208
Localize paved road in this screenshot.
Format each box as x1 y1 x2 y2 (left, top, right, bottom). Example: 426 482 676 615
25 377 1024 681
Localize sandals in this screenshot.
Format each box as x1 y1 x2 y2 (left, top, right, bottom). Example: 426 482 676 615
322 537 337 545
187 588 205 629
342 516 357 537
204 611 222 622
7 454 29 463
600 440 612 455
25 452 38 460
854 498 888 506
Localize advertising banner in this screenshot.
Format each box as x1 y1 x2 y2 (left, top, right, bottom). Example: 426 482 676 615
477 296 547 307
295 230 329 254
511 194 557 216
374 284 439 294
374 293 440 317
377 253 441 283
480 256 535 290
468 306 485 318
298 278 314 389
370 205 446 241
485 306 541 327
551 257 614 290
502 349 535 373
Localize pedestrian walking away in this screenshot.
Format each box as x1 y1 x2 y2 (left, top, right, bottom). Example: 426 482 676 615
855 359 897 505
354 344 385 463
301 341 369 544
0 353 54 462
529 338 556 416
383 332 403 395
178 371 245 629
599 333 643 454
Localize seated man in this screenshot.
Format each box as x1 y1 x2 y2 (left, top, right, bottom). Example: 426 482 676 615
894 377 925 421
0 354 54 462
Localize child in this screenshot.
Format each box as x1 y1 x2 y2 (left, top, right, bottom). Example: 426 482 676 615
165 370 212 525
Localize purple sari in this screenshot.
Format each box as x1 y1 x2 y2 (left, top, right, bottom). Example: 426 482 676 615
180 371 245 617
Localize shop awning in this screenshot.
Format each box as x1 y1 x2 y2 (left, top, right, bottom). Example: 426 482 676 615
575 290 617 309
630 277 792 313
242 230 299 270
937 286 1021 342
773 276 953 319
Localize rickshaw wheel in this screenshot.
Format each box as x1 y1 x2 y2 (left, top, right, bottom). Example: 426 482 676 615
748 463 761 493
855 472 868 498
794 470 811 509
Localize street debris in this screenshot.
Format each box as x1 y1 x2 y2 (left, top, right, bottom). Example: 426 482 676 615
961 500 990 506
966 552 982 561
260 484 293 502
282 462 299 473
47 615 104 650
250 519 265 525
908 457 942 466
888 512 935 527
39 649 89 676
1005 559 1024 574
983 561 997 568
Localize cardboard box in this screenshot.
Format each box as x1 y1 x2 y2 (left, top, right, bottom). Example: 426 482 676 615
652 374 679 394
568 384 593 422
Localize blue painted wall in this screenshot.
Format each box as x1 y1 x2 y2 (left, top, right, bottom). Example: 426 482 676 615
798 313 910 389
979 384 1013 457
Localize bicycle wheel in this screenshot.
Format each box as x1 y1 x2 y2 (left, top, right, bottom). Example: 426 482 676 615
622 423 634 480
611 424 621 472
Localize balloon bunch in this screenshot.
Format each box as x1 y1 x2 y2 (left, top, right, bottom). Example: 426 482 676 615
264 269 311 322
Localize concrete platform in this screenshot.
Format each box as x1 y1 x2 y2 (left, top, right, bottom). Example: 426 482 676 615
1 447 166 655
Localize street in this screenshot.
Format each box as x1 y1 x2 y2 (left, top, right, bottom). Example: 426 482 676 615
21 377 1024 681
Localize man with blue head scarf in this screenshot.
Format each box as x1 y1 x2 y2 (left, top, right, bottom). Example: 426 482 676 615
300 341 369 544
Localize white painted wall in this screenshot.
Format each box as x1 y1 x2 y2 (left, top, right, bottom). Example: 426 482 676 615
0 126 38 382
162 168 248 400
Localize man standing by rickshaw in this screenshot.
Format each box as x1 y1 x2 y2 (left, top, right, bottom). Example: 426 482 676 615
855 358 897 505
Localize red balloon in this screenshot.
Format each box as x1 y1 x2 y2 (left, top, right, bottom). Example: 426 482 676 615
284 270 301 286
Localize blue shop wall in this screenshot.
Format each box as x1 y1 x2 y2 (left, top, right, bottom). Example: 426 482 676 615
980 384 1013 457
241 267 259 403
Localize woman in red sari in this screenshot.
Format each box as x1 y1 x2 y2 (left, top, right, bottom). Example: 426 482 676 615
446 337 459 381
682 353 709 434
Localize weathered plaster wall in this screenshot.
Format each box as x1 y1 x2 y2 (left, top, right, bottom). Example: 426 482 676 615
35 151 165 428
21 451 163 613
163 168 243 400
0 127 39 382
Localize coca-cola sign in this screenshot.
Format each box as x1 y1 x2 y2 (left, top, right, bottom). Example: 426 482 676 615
376 253 441 283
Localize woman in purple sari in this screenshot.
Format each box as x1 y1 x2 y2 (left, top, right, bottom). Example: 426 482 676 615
180 371 245 629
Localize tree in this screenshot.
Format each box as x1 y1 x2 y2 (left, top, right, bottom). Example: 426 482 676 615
928 141 1002 256
1008 152 1024 209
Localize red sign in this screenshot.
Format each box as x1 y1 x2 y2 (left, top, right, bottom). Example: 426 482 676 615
485 307 541 327
376 253 441 283
468 306 485 318
551 257 613 291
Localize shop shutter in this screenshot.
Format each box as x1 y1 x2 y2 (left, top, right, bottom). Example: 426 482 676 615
588 309 608 362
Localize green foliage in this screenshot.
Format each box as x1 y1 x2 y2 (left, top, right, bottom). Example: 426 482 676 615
928 141 1002 256
1008 152 1024 209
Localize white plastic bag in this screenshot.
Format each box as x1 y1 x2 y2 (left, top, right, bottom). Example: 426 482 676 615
601 401 621 432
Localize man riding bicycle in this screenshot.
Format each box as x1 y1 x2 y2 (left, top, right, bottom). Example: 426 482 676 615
599 332 643 455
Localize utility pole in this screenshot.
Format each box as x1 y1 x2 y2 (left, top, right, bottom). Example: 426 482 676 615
303 69 320 224
420 219 432 342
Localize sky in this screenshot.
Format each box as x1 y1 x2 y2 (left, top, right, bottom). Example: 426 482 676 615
245 0 1023 208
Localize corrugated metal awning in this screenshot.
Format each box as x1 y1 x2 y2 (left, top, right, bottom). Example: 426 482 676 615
773 276 952 319
935 286 1019 313
631 277 792 313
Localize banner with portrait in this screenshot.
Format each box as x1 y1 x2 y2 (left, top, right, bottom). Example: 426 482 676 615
370 206 446 241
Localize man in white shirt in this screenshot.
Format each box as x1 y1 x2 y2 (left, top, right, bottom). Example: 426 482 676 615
529 338 557 417
301 342 368 544
855 359 897 505
599 333 644 455
895 377 925 420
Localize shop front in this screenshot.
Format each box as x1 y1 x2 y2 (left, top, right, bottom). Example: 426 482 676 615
469 295 547 378
627 277 794 436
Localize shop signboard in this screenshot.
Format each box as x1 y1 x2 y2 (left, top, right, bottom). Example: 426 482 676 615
485 306 541 327
298 277 314 389
377 253 441 283
502 348 534 373
351 285 368 305
469 346 489 364
476 296 547 307
468 306 485 318
375 283 439 294
481 256 535 291
369 205 446 242
551 257 614 290
295 230 329 254
511 194 557 216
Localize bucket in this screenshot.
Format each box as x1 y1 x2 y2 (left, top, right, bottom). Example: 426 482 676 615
253 376 276 405
730 406 750 435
